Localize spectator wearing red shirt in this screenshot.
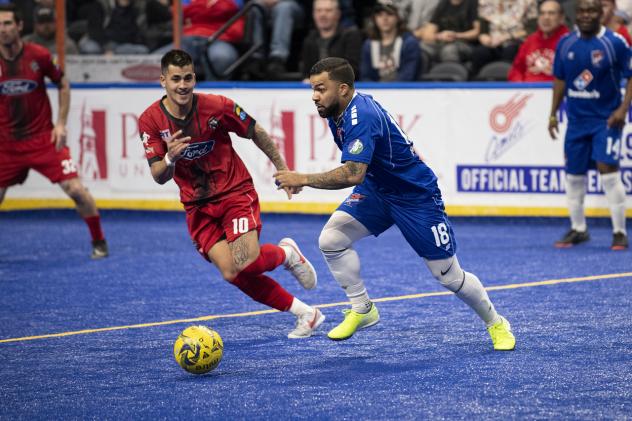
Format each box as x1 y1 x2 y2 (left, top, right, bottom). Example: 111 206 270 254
508 0 569 82
602 0 632 44
154 0 245 79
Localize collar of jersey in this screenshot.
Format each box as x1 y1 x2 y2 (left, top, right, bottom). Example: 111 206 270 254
335 91 358 127
159 93 198 126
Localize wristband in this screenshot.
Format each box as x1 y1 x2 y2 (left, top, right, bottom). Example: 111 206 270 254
164 153 175 167
549 116 557 122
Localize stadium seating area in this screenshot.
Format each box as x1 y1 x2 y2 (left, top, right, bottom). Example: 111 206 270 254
10 0 632 81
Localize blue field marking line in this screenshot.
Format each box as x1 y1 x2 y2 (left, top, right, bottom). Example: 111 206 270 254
1 271 630 344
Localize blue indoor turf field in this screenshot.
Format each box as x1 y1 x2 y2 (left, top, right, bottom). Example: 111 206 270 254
0 210 630 419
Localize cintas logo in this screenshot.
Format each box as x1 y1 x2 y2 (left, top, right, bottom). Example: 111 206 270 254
78 101 108 180
485 94 532 162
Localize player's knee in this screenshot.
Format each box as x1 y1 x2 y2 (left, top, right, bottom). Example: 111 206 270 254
220 267 240 283
318 227 351 253
61 179 86 201
427 257 465 292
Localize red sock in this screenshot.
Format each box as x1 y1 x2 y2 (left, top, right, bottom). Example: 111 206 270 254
83 215 104 242
231 273 293 311
240 244 285 276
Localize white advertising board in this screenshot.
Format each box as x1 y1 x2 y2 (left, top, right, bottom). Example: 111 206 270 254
5 84 632 216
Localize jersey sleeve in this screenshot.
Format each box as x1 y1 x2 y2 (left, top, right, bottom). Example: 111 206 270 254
552 39 566 80
138 111 167 166
614 37 632 78
219 95 256 139
39 48 63 84
339 110 376 164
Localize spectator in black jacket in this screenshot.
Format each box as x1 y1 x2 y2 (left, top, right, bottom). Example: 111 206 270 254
104 0 149 54
301 0 363 81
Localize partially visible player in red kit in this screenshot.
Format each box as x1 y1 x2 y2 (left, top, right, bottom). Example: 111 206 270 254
0 4 108 259
138 49 324 338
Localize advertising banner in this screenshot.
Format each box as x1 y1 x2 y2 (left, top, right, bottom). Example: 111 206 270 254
5 84 632 215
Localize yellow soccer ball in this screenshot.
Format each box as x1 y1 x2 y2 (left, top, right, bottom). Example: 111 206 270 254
173 325 223 374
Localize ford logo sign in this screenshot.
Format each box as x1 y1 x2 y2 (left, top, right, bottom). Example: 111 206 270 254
0 79 38 96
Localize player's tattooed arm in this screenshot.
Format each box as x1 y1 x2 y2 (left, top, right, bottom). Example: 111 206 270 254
274 161 368 190
252 123 288 171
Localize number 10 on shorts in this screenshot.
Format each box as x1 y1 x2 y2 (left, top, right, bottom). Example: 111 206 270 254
431 223 450 247
232 217 249 234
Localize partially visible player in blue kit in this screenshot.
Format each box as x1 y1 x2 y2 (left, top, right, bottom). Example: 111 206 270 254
274 57 515 350
549 0 632 250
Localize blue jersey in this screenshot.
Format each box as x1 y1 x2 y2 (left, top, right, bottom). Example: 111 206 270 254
553 27 632 124
327 92 438 197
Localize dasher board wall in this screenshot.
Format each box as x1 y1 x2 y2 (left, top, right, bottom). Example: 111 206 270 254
4 82 632 216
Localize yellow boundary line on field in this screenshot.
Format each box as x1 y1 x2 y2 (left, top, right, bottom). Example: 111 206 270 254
3 197 632 216
1 272 631 344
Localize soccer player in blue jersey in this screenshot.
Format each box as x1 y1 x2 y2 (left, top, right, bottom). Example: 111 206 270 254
274 57 515 350
549 0 632 250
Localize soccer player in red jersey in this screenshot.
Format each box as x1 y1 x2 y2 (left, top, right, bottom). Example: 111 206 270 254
0 4 108 259
138 49 324 338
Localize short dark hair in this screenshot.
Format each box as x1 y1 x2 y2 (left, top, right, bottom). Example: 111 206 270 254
309 57 355 87
0 3 22 24
161 49 193 74
538 0 563 13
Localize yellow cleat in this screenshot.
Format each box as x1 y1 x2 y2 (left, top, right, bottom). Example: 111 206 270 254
327 303 380 341
487 316 516 351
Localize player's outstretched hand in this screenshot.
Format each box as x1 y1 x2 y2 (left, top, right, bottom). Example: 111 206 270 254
166 130 191 163
548 116 559 140
607 107 626 129
51 123 67 151
274 170 308 199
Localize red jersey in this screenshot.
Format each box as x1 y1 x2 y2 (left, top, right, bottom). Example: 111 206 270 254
0 42 63 144
138 93 257 204
508 25 569 82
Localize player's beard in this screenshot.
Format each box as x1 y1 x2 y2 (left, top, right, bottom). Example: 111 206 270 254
316 100 340 119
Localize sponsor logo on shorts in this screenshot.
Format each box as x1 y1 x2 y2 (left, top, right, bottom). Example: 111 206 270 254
0 79 38 95
181 140 215 160
344 193 365 206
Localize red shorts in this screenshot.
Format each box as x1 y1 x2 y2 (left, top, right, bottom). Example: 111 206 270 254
0 133 79 188
184 189 263 261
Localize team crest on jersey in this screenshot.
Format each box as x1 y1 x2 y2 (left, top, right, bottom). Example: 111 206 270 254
159 129 171 140
181 140 215 160
573 70 593 90
567 51 574 60
348 139 364 154
234 103 247 121
30 61 39 73
344 193 365 206
207 117 219 130
591 50 604 67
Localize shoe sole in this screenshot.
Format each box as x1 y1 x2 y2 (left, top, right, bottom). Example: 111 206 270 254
611 245 628 251
279 238 317 290
287 311 325 339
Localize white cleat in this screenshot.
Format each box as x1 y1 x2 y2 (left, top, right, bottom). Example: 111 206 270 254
288 308 325 339
279 237 317 289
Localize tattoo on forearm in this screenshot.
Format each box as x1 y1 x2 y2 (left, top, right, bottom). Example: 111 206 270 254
253 124 287 170
306 162 366 189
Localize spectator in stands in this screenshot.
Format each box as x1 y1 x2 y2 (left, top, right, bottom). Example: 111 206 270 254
508 0 568 81
360 0 421 81
471 0 538 77
24 6 79 54
301 0 363 81
103 0 149 55
144 0 172 52
154 0 244 79
397 0 441 41
602 0 632 44
66 0 107 54
247 0 305 80
419 0 479 65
